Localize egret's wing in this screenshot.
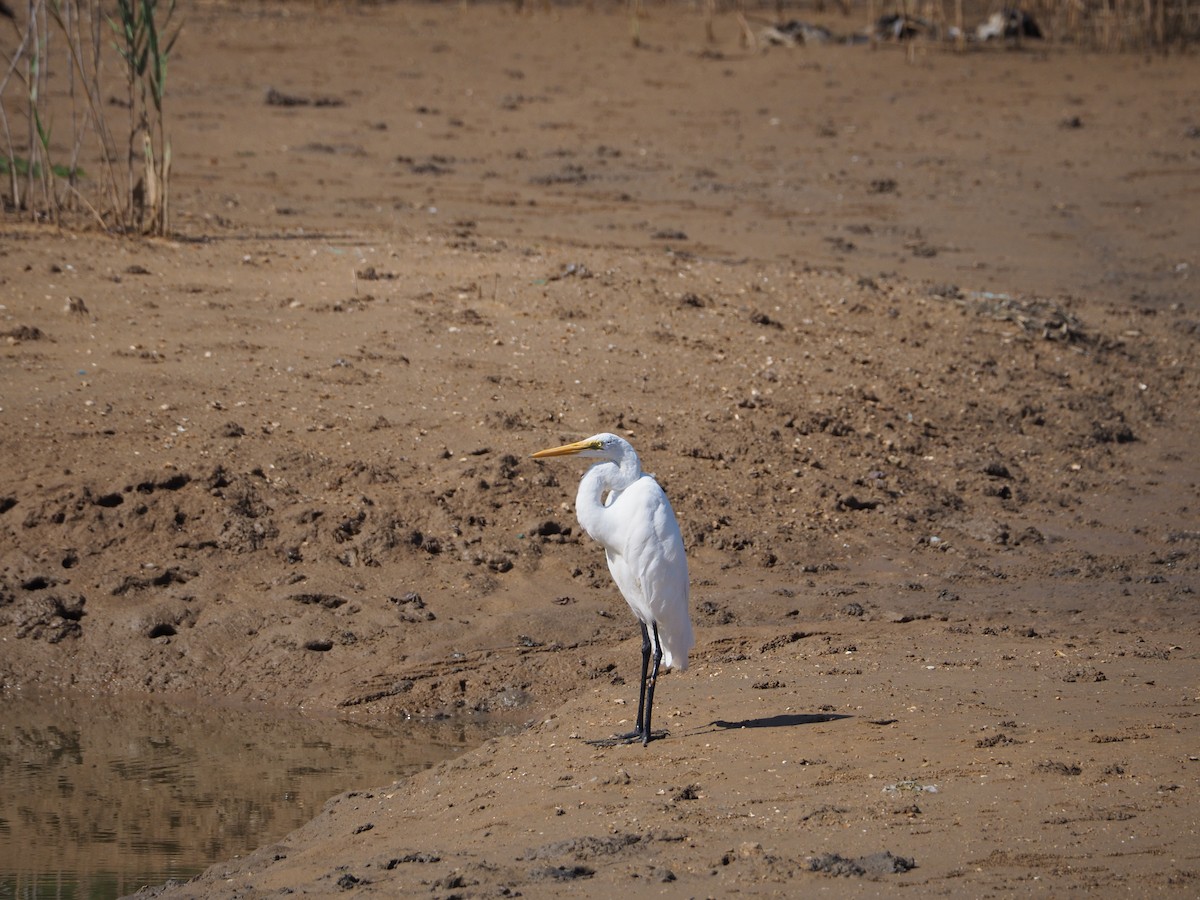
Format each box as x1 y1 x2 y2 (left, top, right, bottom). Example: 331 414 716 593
605 477 694 670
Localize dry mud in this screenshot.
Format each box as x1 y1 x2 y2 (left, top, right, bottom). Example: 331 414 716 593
1 3 1197 896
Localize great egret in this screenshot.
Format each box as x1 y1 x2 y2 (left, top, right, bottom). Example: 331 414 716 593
532 433 693 746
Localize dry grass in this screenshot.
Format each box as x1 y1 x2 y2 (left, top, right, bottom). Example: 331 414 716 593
1027 0 1198 49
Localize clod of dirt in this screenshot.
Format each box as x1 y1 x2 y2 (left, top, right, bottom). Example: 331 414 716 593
112 568 194 595
529 865 595 881
1091 420 1136 444
750 311 783 328
1037 760 1083 776
10 594 86 642
760 631 808 652
2 325 48 342
836 495 880 511
265 87 344 108
290 592 348 609
807 851 916 877
699 600 734 623
389 592 435 622
335 872 364 889
384 853 440 868
525 834 640 860
976 733 1019 748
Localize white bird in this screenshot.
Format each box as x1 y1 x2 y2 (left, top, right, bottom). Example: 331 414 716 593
532 433 693 745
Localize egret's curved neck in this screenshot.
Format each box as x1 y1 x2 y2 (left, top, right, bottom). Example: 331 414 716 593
575 455 641 541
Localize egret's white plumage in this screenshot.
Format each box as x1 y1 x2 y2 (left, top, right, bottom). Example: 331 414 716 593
532 432 693 745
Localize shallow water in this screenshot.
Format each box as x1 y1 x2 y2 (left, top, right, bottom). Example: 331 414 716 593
0 692 512 899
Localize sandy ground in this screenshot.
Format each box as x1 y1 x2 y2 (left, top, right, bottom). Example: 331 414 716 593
2 2 1199 895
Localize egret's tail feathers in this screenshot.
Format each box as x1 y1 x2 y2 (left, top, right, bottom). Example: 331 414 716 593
666 654 689 673
658 629 693 673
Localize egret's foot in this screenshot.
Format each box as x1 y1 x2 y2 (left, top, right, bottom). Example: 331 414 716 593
583 728 667 748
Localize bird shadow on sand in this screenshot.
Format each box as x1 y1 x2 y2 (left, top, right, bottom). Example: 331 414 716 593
700 712 852 733
578 714 849 746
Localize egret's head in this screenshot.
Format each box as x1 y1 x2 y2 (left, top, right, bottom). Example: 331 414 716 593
532 432 627 461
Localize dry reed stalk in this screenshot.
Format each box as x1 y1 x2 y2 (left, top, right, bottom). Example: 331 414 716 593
736 10 756 49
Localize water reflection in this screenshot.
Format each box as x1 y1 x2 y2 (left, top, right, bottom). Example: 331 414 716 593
0 692 513 899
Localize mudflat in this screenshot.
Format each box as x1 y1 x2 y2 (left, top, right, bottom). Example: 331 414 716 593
1 3 1197 896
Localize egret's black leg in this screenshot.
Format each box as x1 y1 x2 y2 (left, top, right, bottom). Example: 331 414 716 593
584 622 653 747
633 621 652 737
641 621 664 746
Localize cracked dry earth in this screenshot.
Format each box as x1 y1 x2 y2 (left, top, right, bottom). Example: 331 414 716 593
1 3 1198 896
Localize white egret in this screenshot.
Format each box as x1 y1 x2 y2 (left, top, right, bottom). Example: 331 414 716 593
532 433 693 746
